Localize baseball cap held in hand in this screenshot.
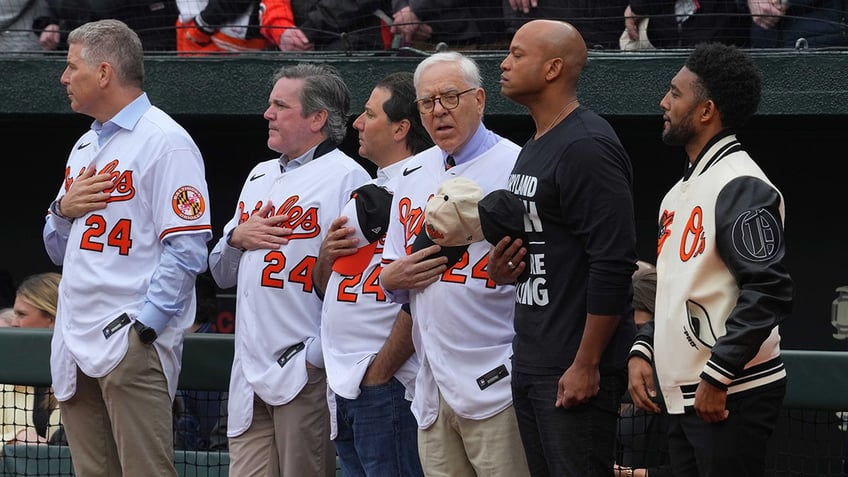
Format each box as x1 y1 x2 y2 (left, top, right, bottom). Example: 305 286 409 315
478 189 530 280
411 177 484 268
332 184 393 275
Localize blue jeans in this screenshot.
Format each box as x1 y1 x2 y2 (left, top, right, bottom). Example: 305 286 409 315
512 370 626 477
334 377 423 477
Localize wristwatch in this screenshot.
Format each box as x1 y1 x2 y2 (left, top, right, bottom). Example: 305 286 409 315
132 320 158 344
50 197 72 221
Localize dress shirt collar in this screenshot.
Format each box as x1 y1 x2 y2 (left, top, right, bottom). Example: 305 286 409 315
91 92 151 146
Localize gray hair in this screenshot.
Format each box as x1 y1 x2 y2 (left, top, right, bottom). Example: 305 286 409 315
413 51 482 94
271 64 351 145
68 19 144 88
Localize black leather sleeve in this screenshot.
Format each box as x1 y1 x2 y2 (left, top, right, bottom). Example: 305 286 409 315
711 175 793 375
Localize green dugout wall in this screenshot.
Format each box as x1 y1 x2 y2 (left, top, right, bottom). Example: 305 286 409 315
0 328 845 476
0 50 846 351
2 50 848 115
0 328 845 409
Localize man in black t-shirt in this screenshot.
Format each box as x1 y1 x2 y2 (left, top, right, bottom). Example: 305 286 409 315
488 19 638 476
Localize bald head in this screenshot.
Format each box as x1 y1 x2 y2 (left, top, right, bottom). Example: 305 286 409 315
501 19 590 110
517 20 587 87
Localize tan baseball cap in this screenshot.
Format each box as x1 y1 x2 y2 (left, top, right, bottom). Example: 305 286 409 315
411 177 485 267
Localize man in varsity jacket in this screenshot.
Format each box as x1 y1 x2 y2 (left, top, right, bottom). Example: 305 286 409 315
627 42 794 477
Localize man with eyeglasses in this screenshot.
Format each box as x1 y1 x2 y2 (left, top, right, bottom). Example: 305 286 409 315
379 51 530 476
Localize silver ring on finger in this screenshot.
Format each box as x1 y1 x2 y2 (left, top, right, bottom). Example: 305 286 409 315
507 261 516 269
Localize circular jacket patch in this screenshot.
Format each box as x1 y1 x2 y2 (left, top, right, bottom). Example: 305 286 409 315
172 186 206 220
731 208 780 262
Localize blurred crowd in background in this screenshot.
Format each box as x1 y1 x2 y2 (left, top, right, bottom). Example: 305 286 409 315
1 0 847 54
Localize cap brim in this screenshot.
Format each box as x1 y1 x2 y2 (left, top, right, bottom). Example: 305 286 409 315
331 195 382 275
332 241 381 275
411 230 468 269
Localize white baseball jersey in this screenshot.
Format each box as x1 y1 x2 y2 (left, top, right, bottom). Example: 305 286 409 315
322 158 419 402
208 148 369 437
45 98 212 401
381 137 520 428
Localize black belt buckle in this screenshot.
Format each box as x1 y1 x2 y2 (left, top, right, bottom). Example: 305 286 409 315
477 364 509 390
102 313 131 339
277 342 305 368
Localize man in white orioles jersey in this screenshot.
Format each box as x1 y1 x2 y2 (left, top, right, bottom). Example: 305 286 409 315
42 20 212 476
379 52 530 476
312 71 433 477
207 64 369 477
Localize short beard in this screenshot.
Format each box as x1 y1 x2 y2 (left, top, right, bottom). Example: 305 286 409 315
662 115 696 147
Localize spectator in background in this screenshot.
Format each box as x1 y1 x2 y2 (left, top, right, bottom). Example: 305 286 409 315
503 0 630 50
379 51 530 476
628 43 792 476
314 71 433 477
745 0 848 48
176 0 270 55
1 272 63 449
491 19 638 476
208 63 369 477
391 0 506 50
257 0 306 51
632 260 656 328
11 273 61 329
624 0 751 48
0 0 47 51
0 309 14 327
31 0 94 51
34 0 179 51
259 0 390 51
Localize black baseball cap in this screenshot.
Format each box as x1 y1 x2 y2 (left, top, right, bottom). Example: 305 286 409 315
332 184 393 275
477 189 530 280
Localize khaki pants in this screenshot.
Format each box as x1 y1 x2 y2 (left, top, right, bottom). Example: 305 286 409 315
418 391 530 477
60 329 176 477
228 367 335 477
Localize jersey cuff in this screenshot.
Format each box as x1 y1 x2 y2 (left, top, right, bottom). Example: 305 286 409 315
225 228 246 252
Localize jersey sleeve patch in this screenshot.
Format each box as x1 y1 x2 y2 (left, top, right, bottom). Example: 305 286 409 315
172 185 206 221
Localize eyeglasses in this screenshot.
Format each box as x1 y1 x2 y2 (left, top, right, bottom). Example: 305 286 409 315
415 88 476 114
